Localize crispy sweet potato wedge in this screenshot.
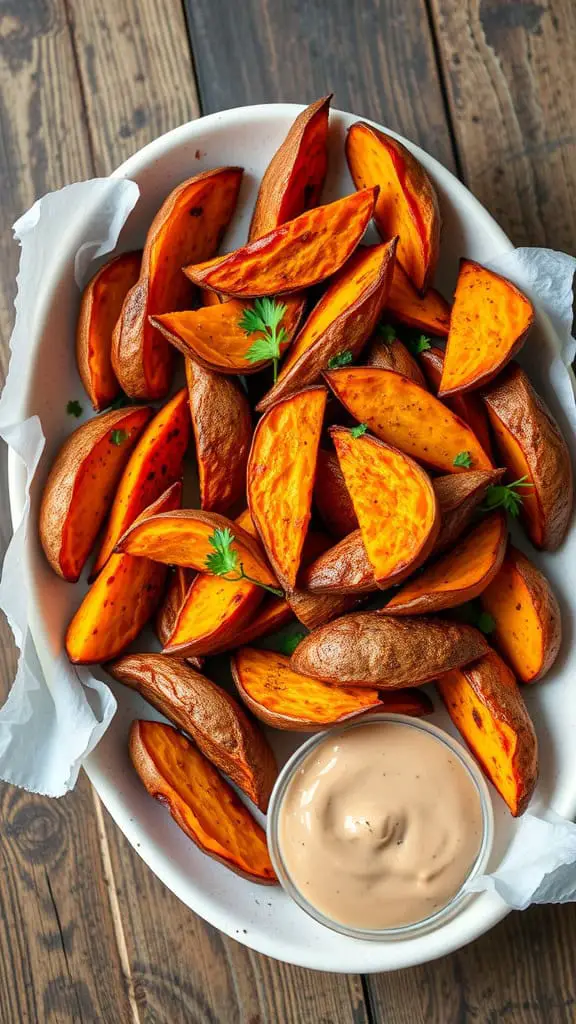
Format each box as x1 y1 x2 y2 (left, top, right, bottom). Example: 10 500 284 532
155 567 203 671
66 482 182 664
346 122 440 292
248 386 326 590
208 597 294 655
325 367 493 472
313 449 359 539
163 574 263 658
365 335 427 387
481 363 573 549
291 612 489 687
184 188 378 297
111 167 243 399
385 264 450 335
91 388 190 577
440 261 534 396
109 654 277 811
437 651 538 816
249 96 331 239
231 648 433 731
39 405 152 582
256 241 397 410
432 468 505 554
383 511 507 615
152 295 305 375
480 545 561 683
76 251 142 411
186 358 251 513
130 721 276 883
331 427 439 588
419 345 494 461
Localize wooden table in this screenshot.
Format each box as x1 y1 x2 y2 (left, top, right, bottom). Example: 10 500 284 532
0 2 575 1021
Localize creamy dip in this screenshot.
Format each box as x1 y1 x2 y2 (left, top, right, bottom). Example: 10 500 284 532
278 721 483 930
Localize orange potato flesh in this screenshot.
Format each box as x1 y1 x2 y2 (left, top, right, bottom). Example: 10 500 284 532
314 449 359 539
183 188 378 297
385 263 450 335
483 403 543 547
130 721 276 883
76 251 141 411
164 574 263 656
331 427 439 587
440 260 534 395
112 167 243 399
384 511 507 615
249 95 331 239
248 387 326 590
91 388 190 577
152 295 305 375
419 345 494 461
66 481 181 664
346 122 440 292
326 367 493 472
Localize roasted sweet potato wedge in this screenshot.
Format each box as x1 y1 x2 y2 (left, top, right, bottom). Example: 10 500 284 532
130 721 276 883
91 388 190 577
291 612 489 686
481 363 573 549
186 358 251 514
480 545 561 683
313 449 359 539
287 589 363 630
385 264 450 335
76 251 142 410
152 295 305 375
248 386 326 590
163 574 263 658
184 188 378 297
256 240 397 410
231 647 433 731
383 511 507 615
440 261 534 396
364 335 427 387
330 426 439 588
432 468 505 554
66 482 182 664
249 96 331 239
39 405 152 582
437 651 538 816
208 597 294 655
325 367 493 472
155 567 203 671
109 654 277 811
111 167 243 399
419 345 494 461
346 122 440 292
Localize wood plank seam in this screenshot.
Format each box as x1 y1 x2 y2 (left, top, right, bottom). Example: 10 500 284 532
421 0 465 180
62 0 99 174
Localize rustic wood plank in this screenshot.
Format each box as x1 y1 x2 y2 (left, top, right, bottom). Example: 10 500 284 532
183 0 458 170
430 0 576 251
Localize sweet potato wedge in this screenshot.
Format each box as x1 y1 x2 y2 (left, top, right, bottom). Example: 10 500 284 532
481 363 573 549
76 251 142 410
66 482 182 664
432 468 505 554
287 589 362 631
313 449 359 539
385 263 450 335
231 647 433 731
256 240 397 410
383 511 507 615
154 567 203 671
325 367 493 472
163 573 263 658
330 426 439 588
91 388 190 577
440 261 534 396
291 612 489 686
437 651 538 816
346 122 440 292
111 167 243 399
364 335 427 387
109 654 277 811
208 597 294 655
186 358 251 514
249 95 331 239
183 188 378 297
152 295 305 375
130 721 276 883
419 345 494 461
480 545 561 683
247 386 326 590
39 405 152 582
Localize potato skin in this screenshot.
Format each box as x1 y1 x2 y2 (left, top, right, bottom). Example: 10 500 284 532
314 449 359 539
365 336 427 387
432 469 504 554
291 612 489 686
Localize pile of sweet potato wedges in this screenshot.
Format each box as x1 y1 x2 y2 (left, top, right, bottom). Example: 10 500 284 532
39 96 573 883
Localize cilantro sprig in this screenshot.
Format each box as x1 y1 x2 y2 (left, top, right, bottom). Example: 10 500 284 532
482 476 532 517
453 451 473 468
110 429 128 446
377 324 397 344
350 423 368 438
328 349 353 370
67 400 83 418
239 298 288 382
204 527 283 597
405 334 431 355
276 630 307 656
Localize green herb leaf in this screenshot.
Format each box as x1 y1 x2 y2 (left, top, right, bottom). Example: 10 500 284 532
482 476 532 517
239 297 288 383
327 349 354 369
476 611 496 634
453 450 473 468
106 393 132 411
204 527 284 597
350 422 368 438
277 631 307 656
452 600 495 634
110 429 128 446
67 400 83 418
377 323 397 343
406 334 432 355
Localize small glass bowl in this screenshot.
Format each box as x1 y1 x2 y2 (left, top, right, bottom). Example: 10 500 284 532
267 713 494 941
